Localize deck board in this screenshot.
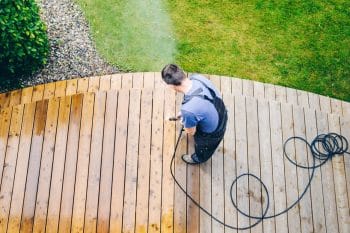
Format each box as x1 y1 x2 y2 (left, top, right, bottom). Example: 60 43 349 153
275 85 286 103
122 89 141 233
66 79 78 95
20 87 34 106
0 107 12 185
211 93 224 233
43 82 56 100
257 100 276 233
293 105 314 233
304 108 326 233
174 93 187 233
148 88 164 233
77 78 89 93
55 81 67 98
45 96 70 233
264 84 276 101
33 97 60 233
0 73 350 233
84 91 106 233
97 90 118 233
7 102 36 233
0 92 10 109
9 90 22 107
71 93 94 233
222 94 238 233
109 90 129 233
0 105 23 232
246 98 263 233
161 89 176 233
235 95 250 229
340 114 350 212
32 85 45 102
55 95 81 233
281 103 301 233
186 133 200 233
135 89 152 233
21 100 48 233
269 101 288 233
328 114 350 233
316 111 339 233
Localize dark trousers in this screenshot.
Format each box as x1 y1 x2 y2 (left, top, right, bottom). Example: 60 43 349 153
193 111 227 163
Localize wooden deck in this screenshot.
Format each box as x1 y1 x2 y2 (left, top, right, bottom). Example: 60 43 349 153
0 72 349 233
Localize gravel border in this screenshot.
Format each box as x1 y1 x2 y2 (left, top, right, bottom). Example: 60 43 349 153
1 0 119 93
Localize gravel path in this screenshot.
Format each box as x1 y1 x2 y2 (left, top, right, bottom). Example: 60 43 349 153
1 0 119 93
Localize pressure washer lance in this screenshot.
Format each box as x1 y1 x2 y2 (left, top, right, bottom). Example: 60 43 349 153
168 115 181 121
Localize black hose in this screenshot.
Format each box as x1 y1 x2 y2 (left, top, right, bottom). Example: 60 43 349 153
170 128 350 230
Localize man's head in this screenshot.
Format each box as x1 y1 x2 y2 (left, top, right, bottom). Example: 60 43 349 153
161 64 186 87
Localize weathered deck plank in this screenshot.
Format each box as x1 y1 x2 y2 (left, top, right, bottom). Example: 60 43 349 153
122 89 141 233
174 93 187 233
109 90 129 233
223 94 238 233
269 101 288 233
304 108 326 233
258 100 276 233
186 131 200 233
135 89 152 233
246 97 263 233
211 106 225 233
161 89 176 233
316 111 339 233
281 103 301 233
148 88 164 233
340 114 350 212
328 114 350 233
293 105 314 233
235 95 250 229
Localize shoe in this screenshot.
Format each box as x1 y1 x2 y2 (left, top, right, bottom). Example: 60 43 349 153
181 154 200 165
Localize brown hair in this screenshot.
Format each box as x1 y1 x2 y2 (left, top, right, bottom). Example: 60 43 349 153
161 64 186 86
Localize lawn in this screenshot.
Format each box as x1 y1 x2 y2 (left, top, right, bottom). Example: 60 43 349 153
75 0 350 101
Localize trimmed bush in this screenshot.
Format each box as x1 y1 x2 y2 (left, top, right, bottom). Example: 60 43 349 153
0 0 49 79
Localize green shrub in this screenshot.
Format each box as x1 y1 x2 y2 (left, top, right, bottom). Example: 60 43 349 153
0 0 49 80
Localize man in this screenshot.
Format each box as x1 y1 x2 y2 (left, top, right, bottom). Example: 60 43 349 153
161 64 228 164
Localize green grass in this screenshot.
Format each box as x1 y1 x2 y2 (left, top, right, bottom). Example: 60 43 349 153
76 0 350 101
75 0 176 71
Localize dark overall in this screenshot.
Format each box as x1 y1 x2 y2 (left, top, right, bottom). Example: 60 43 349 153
182 77 228 163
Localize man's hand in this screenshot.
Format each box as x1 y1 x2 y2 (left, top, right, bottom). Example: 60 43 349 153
184 126 196 136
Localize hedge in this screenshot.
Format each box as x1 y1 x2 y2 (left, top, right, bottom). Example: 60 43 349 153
0 0 49 80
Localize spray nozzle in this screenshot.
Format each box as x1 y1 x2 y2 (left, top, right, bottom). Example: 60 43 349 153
168 116 181 121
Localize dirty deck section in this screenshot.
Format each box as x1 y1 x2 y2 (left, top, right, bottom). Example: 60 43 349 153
0 73 349 233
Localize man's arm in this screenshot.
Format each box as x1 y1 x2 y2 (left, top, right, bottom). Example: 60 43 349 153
184 126 196 136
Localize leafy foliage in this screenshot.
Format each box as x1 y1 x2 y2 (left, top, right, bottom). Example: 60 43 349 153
0 0 49 80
